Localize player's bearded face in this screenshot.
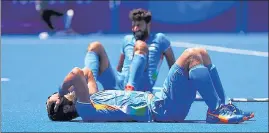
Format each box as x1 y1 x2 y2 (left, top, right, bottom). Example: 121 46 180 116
132 21 149 41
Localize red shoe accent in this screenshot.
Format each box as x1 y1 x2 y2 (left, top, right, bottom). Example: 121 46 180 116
125 85 134 91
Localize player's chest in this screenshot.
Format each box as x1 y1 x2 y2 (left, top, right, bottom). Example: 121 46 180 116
148 43 161 52
127 42 161 51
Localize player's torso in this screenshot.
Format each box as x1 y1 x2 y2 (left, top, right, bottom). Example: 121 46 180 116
122 34 166 87
147 36 166 86
90 90 152 122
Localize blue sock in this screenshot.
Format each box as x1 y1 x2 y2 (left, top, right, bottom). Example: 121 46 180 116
206 64 227 104
64 11 73 30
84 52 99 81
127 54 147 90
189 64 221 111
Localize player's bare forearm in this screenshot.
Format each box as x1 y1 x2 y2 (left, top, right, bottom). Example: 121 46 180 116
117 65 123 72
117 54 125 72
59 68 83 96
164 47 175 69
61 73 75 91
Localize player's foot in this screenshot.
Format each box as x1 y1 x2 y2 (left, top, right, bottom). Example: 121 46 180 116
224 103 254 120
206 104 245 124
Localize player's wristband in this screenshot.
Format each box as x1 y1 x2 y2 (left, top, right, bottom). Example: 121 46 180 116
58 86 69 97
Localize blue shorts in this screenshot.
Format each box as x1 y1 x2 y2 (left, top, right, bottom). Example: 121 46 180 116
76 90 152 122
150 64 196 122
97 64 127 90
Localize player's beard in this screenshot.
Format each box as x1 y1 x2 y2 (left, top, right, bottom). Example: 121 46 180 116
133 29 149 41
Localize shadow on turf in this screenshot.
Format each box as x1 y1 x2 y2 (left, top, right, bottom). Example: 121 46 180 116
70 120 206 123
69 119 256 124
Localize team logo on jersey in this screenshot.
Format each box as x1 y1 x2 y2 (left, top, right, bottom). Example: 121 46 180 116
124 104 148 116
152 72 158 80
149 46 156 51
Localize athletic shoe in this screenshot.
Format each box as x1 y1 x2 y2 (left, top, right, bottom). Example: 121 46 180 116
206 104 245 124
224 103 254 120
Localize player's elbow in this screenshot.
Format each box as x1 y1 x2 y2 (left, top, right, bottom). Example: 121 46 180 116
164 48 175 68
116 66 122 72
117 54 125 72
71 67 84 78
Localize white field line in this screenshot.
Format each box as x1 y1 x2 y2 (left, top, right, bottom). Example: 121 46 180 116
1 78 10 82
171 41 268 57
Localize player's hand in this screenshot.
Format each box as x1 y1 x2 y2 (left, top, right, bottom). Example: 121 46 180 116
46 93 63 113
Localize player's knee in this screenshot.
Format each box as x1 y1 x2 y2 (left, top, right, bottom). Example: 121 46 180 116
82 67 94 77
134 40 148 55
87 41 104 53
184 48 197 54
71 67 84 77
197 48 207 54
196 48 212 66
181 48 196 57
181 48 204 68
184 48 206 57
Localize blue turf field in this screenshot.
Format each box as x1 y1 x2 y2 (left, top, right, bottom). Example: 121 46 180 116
1 33 268 132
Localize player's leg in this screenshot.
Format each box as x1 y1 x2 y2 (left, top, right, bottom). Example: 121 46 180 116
199 48 254 120
85 41 109 80
84 41 118 90
186 48 247 123
153 48 247 123
199 49 227 104
152 50 198 122
64 9 74 30
41 9 64 30
125 40 148 91
183 48 221 111
41 10 55 30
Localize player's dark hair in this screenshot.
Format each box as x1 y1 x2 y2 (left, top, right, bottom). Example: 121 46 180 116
46 93 78 121
129 8 152 23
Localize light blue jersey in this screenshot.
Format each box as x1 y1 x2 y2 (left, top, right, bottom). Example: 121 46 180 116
76 90 152 122
121 33 171 91
120 35 136 73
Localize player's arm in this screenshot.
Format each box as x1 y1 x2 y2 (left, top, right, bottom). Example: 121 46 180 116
58 67 97 101
117 53 125 72
117 35 132 72
164 47 175 69
160 33 175 69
